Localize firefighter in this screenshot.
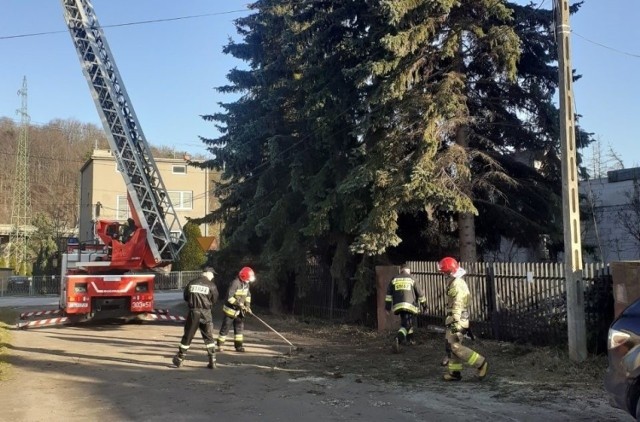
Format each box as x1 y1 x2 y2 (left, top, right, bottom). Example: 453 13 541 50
216 266 255 353
385 265 427 353
438 257 488 381
172 267 219 369
121 217 137 243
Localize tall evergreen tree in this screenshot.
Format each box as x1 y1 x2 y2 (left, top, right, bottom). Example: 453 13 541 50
342 0 520 258
199 0 595 312
198 1 310 309
452 1 594 260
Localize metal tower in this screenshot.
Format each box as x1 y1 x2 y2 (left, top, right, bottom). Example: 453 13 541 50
9 76 32 272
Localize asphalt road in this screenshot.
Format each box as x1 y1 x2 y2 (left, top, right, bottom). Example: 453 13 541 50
0 293 630 421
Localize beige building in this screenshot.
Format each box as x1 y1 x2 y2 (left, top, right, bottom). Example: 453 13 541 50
78 149 215 243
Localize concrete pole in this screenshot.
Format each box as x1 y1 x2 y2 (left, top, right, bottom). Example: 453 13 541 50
556 0 587 362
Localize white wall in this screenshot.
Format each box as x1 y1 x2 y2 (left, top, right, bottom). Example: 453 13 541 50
581 175 640 262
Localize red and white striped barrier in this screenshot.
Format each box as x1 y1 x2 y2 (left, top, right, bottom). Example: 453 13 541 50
17 317 70 329
16 310 184 329
145 313 185 323
20 309 62 319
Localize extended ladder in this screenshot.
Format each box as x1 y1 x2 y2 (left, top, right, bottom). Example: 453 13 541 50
61 0 186 264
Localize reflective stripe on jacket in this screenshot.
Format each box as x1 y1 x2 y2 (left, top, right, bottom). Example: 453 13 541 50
445 277 470 328
385 275 426 315
222 277 251 318
183 275 218 310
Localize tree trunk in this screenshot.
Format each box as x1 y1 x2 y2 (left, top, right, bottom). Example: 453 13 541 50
456 125 477 262
458 212 477 262
269 287 283 314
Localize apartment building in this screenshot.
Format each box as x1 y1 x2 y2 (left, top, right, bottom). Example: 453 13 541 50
78 149 214 243
581 167 640 262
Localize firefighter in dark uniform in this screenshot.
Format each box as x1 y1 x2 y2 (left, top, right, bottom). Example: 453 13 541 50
385 266 427 353
438 257 488 381
172 267 219 369
216 267 255 353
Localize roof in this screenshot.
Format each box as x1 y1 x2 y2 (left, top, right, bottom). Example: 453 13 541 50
196 236 218 252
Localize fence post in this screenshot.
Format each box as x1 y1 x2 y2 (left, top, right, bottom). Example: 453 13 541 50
376 265 400 332
485 264 499 339
329 276 335 321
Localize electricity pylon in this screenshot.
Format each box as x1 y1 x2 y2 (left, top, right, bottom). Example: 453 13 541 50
9 76 32 273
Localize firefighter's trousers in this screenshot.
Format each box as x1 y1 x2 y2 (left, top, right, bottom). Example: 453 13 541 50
217 315 245 349
445 330 485 375
177 309 216 358
396 311 416 343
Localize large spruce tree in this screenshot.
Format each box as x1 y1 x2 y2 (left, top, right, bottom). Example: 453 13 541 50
200 0 594 310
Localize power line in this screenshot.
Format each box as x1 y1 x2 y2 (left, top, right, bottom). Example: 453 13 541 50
0 8 250 41
572 31 640 59
2 5 636 59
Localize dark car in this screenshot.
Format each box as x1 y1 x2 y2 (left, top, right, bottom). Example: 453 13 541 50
7 276 30 293
605 297 640 420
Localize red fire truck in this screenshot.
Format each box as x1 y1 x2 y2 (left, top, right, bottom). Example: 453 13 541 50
18 0 187 328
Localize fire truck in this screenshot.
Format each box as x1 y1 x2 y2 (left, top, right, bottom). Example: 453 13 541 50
18 0 188 328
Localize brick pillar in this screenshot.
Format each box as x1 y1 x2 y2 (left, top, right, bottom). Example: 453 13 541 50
611 261 640 318
376 265 400 332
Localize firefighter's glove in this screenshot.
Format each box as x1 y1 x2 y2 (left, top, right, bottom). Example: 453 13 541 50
420 303 428 313
448 322 462 334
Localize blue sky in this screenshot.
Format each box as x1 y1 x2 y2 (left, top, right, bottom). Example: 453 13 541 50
0 0 250 157
0 1 638 168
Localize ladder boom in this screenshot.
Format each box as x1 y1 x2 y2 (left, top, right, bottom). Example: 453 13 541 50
61 0 186 265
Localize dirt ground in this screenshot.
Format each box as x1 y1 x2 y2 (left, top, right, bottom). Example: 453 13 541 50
0 299 630 421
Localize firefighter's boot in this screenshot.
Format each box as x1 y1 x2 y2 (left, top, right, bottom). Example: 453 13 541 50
216 339 224 352
172 353 184 368
392 337 400 354
442 340 452 366
477 361 488 380
207 355 217 369
407 333 416 346
443 371 462 381
234 341 245 352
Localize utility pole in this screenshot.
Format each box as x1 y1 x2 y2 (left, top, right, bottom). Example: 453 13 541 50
9 76 32 274
555 0 587 362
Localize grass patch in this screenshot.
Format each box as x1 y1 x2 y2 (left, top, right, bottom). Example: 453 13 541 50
0 308 17 325
0 308 16 381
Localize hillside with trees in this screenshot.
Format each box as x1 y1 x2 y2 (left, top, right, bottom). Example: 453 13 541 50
0 116 206 273
0 117 109 226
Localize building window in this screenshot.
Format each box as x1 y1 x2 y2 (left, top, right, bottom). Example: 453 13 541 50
167 191 193 210
116 195 130 220
172 165 187 174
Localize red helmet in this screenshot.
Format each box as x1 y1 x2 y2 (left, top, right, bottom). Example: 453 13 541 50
438 257 459 275
238 267 255 283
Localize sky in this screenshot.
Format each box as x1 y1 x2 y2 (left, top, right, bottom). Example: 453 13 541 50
0 0 250 158
0 0 638 168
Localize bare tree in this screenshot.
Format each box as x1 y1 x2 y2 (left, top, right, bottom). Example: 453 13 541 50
584 136 624 179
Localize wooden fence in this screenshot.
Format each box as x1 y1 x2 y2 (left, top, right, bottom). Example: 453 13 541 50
407 261 613 352
293 260 614 352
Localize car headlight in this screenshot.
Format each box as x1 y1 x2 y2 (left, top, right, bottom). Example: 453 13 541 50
608 329 631 349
